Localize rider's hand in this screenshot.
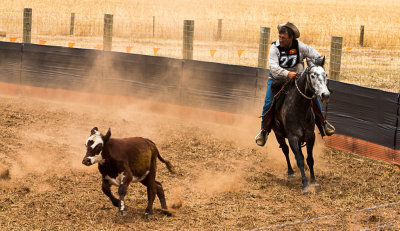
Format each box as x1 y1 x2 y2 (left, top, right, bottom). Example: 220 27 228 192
288 72 298 79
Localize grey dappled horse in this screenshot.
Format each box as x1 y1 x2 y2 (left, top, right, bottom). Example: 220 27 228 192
267 57 330 193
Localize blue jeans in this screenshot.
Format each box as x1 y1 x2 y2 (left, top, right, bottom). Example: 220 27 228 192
260 73 322 130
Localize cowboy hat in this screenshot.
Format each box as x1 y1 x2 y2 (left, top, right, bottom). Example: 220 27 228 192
277 22 300 38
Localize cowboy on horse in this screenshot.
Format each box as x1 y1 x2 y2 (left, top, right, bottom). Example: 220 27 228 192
255 22 335 146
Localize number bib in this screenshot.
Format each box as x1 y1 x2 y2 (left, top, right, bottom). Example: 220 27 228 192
275 39 300 68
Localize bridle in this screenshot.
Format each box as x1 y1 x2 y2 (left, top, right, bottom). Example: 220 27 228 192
295 66 316 100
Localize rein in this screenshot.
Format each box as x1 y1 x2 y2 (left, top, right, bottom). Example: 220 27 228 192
259 76 295 118
295 68 316 100
273 78 293 98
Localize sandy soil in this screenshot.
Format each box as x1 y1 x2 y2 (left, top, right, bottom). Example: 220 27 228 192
0 94 399 230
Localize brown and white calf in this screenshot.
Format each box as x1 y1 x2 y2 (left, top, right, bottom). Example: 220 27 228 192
82 127 174 217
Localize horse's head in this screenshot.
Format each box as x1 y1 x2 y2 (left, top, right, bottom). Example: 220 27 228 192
306 56 330 103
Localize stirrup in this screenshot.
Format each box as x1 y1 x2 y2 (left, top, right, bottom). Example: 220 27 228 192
255 130 268 146
323 121 335 136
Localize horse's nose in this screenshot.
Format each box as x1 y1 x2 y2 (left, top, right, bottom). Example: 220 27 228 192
321 92 330 102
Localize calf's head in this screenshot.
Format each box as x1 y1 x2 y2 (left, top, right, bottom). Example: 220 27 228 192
82 127 111 166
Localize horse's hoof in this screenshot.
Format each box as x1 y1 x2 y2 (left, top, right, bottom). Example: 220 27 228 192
287 174 295 179
302 186 309 194
143 212 151 219
311 183 321 190
118 210 127 217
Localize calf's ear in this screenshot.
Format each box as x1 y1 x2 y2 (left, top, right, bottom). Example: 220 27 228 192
91 127 99 135
102 128 111 142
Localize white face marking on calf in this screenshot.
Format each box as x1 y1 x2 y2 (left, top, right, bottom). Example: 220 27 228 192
88 155 104 165
85 131 104 164
309 66 329 98
86 131 103 149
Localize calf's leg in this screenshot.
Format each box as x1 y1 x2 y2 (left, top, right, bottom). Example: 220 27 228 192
102 179 119 207
118 171 133 217
155 181 167 210
141 172 157 218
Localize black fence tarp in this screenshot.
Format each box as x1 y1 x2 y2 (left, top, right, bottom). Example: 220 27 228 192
20 43 102 92
102 51 183 104
0 41 399 151
326 80 399 150
181 60 260 113
0 42 22 84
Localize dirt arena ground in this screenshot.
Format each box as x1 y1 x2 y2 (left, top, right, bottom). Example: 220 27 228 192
0 94 399 230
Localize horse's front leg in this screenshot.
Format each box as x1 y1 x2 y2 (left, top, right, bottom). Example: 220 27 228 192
275 135 294 178
306 133 319 189
288 136 308 193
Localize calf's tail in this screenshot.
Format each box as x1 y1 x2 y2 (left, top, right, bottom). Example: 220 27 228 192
146 138 175 174
157 151 175 174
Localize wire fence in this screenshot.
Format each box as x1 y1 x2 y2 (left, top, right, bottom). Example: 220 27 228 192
251 201 400 230
0 10 399 92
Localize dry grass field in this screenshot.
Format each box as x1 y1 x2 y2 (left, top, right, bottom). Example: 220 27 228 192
1 0 399 46
1 0 400 92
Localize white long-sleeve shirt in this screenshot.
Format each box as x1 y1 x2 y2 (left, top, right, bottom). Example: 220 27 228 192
269 40 321 79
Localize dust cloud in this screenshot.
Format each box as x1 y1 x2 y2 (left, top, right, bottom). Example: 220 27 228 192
0 51 328 197
194 169 244 196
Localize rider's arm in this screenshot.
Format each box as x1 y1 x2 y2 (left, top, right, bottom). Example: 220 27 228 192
298 40 321 60
269 44 290 79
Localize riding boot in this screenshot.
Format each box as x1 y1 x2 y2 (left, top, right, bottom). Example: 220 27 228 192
312 99 335 136
255 130 268 146
255 104 275 146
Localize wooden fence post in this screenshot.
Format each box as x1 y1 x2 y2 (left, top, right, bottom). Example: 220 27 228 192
360 25 364 47
70 13 75 35
329 36 343 81
153 16 155 38
103 14 113 51
23 8 32 43
257 27 270 68
216 19 222 41
183 20 194 60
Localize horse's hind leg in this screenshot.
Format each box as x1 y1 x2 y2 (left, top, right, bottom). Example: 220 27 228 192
276 136 294 178
306 134 319 188
288 137 308 193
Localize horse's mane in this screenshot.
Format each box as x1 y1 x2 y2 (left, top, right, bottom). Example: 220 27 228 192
271 77 292 95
